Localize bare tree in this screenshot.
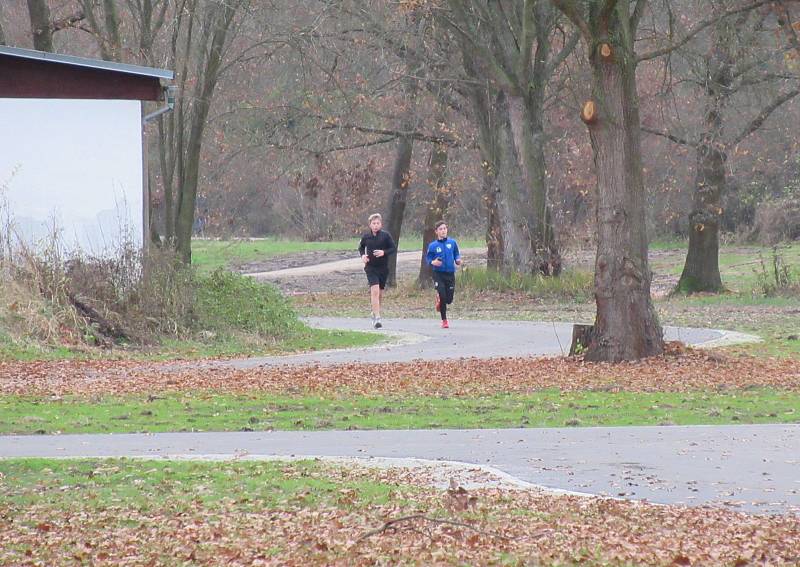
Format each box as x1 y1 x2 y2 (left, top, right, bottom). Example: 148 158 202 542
157 0 247 263
417 106 452 287
384 11 425 287
552 0 664 361
445 0 576 275
641 1 800 293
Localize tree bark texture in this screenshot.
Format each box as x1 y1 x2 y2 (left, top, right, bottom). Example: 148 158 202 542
417 115 450 288
504 93 559 275
483 159 503 271
27 0 54 52
384 15 423 287
462 55 505 271
451 0 563 276
173 1 237 264
584 16 663 361
384 128 415 287
676 11 734 294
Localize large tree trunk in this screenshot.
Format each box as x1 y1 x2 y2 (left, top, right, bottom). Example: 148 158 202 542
27 0 54 52
417 119 450 288
584 35 663 362
506 93 560 276
384 66 420 287
677 141 726 293
483 157 503 271
493 92 542 274
463 61 505 271
384 130 415 287
173 2 236 264
676 12 733 294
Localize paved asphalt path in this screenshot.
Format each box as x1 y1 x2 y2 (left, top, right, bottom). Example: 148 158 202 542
3 318 793 515
2 425 798 515
219 317 736 369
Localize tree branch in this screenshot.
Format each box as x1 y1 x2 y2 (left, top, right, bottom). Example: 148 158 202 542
776 0 800 58
636 0 771 63
598 0 619 29
641 126 696 147
630 0 648 34
551 0 591 41
546 28 581 76
728 87 800 147
444 0 519 93
321 123 459 147
51 10 85 33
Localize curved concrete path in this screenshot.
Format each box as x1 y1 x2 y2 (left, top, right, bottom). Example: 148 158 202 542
2 425 798 515
3 318 788 515
218 317 756 369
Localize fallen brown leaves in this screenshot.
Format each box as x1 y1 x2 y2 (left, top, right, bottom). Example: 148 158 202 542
2 464 800 566
1 350 799 397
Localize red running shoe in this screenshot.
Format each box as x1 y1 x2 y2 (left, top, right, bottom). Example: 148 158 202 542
435 293 441 313
441 319 449 329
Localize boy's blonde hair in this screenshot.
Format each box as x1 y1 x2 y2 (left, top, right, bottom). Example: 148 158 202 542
368 213 382 223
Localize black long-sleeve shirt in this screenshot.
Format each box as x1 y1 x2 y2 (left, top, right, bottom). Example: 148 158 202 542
358 230 397 270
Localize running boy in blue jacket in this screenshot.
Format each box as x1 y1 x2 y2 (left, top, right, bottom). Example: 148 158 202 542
426 220 462 328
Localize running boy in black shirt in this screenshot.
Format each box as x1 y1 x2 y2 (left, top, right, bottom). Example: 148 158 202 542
358 213 396 328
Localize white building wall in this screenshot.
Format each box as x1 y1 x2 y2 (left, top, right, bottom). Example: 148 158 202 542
0 98 143 257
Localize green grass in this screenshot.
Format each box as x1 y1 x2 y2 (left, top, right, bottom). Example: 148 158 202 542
195 269 301 338
149 326 384 359
3 389 799 435
0 269 385 362
0 337 80 361
0 458 402 512
192 236 486 274
192 238 360 274
459 267 593 299
0 327 382 362
649 237 689 251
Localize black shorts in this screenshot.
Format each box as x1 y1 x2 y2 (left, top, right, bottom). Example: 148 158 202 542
365 267 389 289
433 271 456 304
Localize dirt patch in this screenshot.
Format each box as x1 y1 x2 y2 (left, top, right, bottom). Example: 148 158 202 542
242 247 683 296
237 249 357 274
248 249 490 294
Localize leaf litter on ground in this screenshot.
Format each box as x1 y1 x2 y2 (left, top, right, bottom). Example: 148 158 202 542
1 348 799 398
2 460 799 566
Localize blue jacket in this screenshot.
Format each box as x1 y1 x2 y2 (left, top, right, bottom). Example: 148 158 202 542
426 238 461 273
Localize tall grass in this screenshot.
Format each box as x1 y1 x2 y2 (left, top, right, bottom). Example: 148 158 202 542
459 267 593 300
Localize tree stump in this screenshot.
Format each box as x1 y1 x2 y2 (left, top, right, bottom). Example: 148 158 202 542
569 324 595 356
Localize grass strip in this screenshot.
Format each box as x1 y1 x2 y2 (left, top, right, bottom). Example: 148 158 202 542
3 389 799 435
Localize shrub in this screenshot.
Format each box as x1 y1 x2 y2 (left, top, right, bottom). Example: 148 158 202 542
752 247 797 297
752 197 800 245
194 269 301 339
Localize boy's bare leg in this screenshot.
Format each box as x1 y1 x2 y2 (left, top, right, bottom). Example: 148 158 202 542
370 285 381 318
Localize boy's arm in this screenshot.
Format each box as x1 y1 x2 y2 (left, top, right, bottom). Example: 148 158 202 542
453 241 462 264
425 242 435 264
358 236 366 256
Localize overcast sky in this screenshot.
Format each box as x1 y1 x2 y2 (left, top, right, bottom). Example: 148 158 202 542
0 98 143 255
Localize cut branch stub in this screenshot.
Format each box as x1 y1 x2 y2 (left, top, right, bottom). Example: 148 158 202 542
599 43 613 61
581 100 598 124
